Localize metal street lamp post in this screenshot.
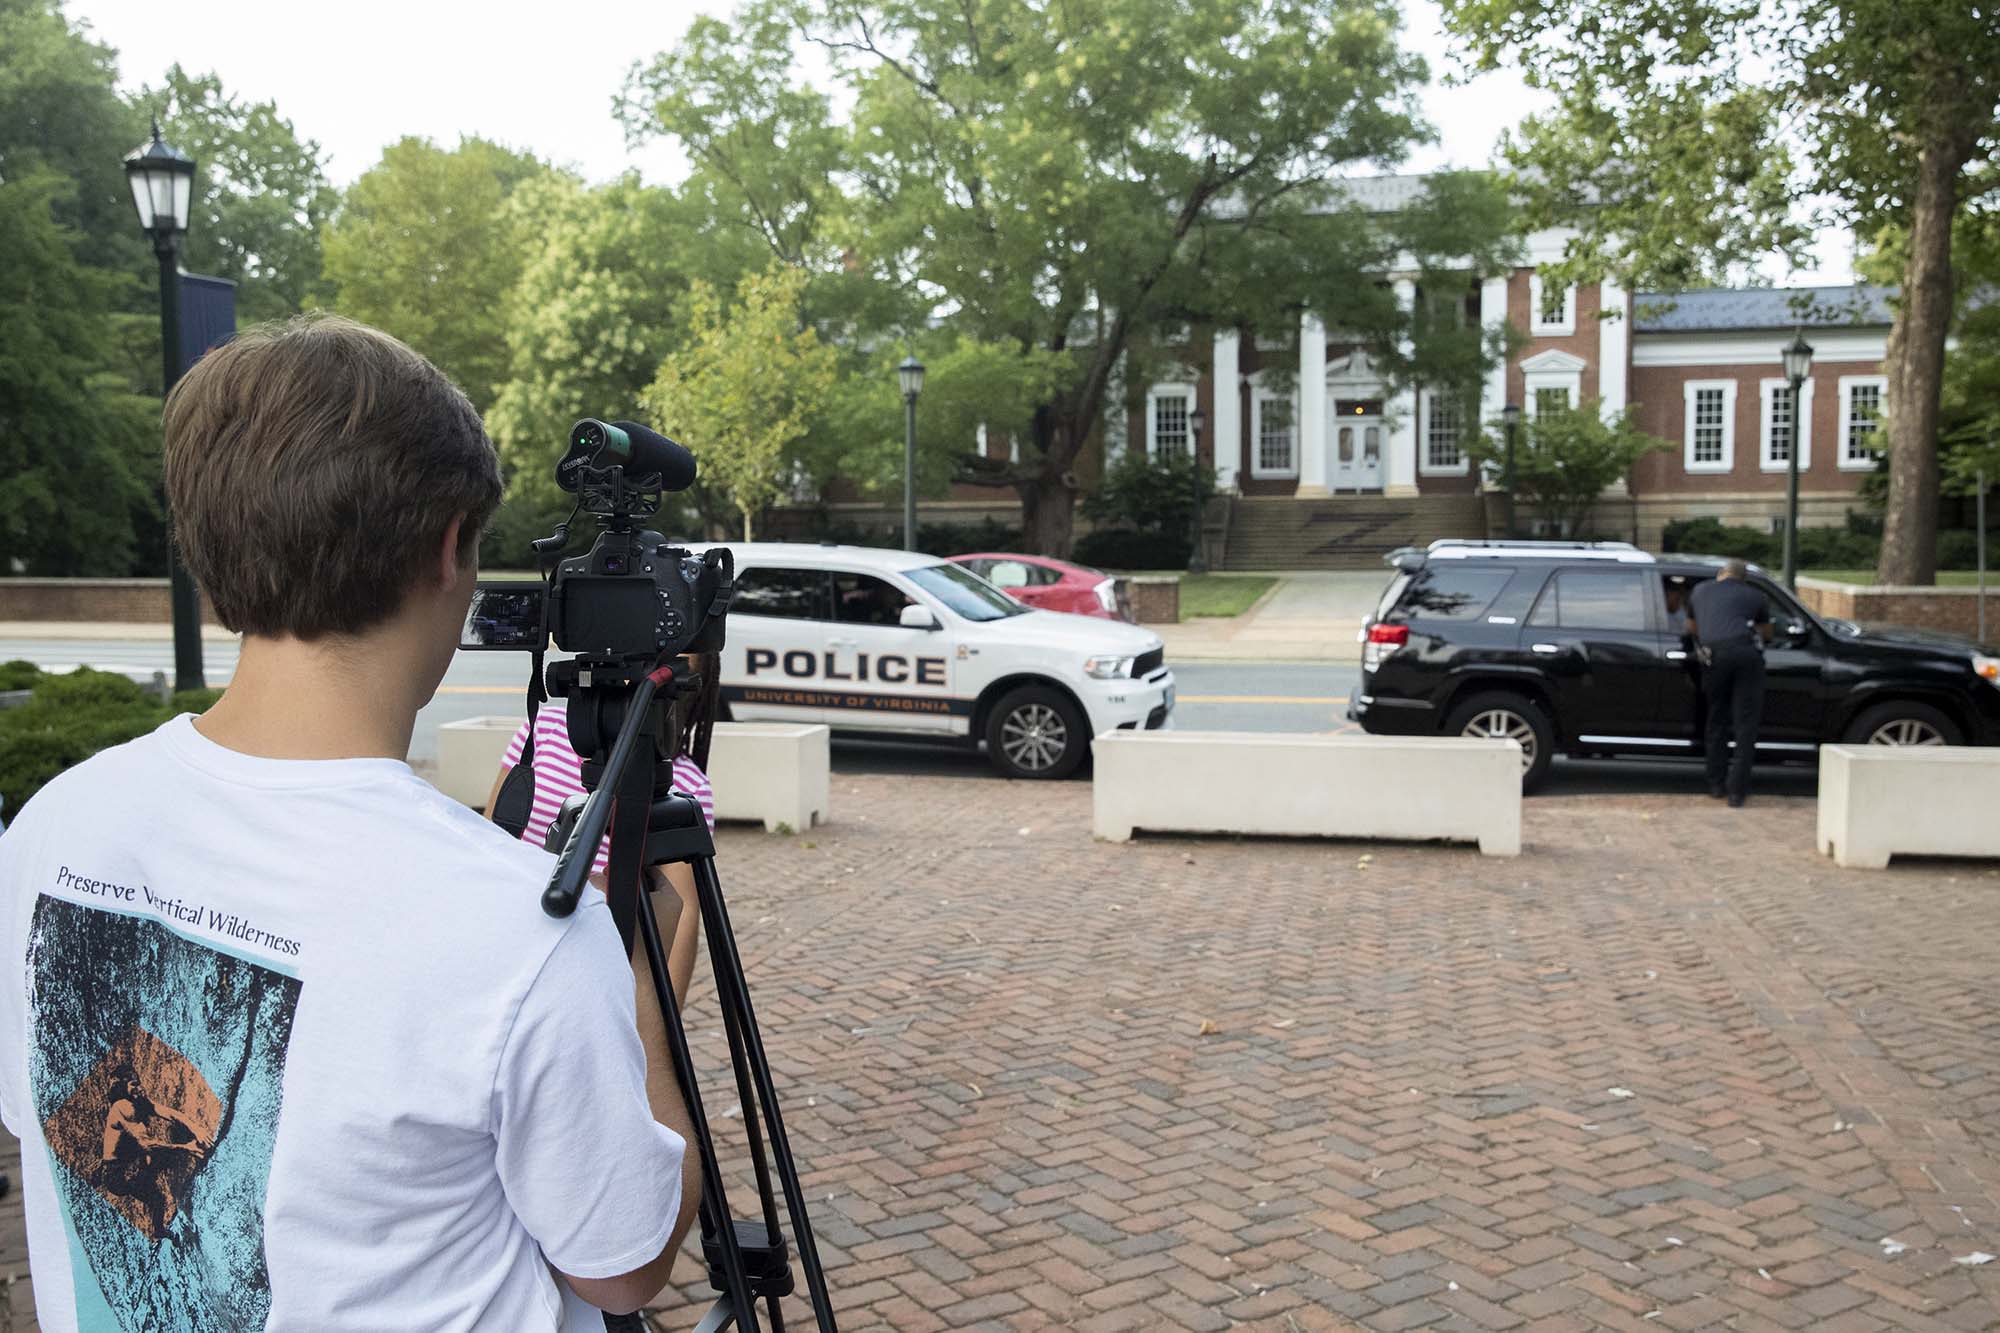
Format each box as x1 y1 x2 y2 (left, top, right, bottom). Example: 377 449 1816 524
898 354 925 551
1187 405 1209 575
125 118 203 693
1500 402 1522 541
1779 328 1815 590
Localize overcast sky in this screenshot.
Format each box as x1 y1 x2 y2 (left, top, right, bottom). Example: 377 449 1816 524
70 0 1851 282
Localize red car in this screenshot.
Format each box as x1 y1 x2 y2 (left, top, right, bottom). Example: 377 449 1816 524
949 553 1131 620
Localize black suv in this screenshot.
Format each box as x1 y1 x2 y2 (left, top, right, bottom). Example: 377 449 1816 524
1350 540 2000 789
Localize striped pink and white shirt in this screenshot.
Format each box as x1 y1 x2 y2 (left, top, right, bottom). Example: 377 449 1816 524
499 699 715 874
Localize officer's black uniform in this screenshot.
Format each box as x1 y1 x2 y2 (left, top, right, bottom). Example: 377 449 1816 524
1687 576 1771 805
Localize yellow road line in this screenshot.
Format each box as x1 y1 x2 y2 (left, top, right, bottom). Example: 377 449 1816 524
1176 694 1348 705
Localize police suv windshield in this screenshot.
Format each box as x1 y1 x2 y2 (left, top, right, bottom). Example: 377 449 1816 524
906 563 1029 621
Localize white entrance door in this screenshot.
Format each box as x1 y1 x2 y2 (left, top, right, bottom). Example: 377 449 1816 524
1329 414 1385 492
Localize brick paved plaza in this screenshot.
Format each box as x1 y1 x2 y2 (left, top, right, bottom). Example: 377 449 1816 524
3 771 1998 1329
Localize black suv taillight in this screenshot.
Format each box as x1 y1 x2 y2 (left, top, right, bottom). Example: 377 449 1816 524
1363 622 1409 672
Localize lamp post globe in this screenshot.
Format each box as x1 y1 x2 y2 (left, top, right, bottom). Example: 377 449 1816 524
1187 405 1209 575
898 355 925 551
125 118 205 693
1499 402 1523 541
1779 328 1814 590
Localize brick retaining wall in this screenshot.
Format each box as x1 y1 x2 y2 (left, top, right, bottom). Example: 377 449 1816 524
1797 576 1996 642
0 579 225 626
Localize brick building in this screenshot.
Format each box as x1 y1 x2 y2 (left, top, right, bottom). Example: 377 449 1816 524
809 174 1894 567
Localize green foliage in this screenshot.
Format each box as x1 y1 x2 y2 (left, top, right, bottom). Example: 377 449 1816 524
0 661 43 691
643 263 838 538
1071 528 1191 571
0 169 165 574
1181 574 1276 618
917 517 1025 558
0 667 217 815
1660 515 1992 571
625 0 1517 552
321 136 549 411
143 66 337 325
1085 448 1212 540
1465 402 1672 538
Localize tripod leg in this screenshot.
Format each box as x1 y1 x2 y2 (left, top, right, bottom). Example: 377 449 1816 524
692 860 840 1330
635 885 762 1333
703 912 791 1333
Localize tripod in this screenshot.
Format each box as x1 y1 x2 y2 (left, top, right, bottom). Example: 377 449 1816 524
522 658 839 1332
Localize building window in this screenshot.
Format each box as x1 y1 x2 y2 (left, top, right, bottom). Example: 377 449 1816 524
1422 393 1467 474
1534 387 1571 420
1683 380 1736 473
1839 376 1887 470
1529 272 1576 335
1250 394 1296 478
1146 385 1195 458
1759 378 1813 472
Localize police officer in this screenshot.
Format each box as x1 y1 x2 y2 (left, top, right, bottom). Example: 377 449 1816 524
1685 558 1773 806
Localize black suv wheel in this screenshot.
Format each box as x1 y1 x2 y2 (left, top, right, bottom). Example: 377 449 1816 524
985 684 1088 779
1445 692 1555 792
1842 700 1963 748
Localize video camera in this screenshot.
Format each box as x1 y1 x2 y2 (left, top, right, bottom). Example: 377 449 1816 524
460 418 732 664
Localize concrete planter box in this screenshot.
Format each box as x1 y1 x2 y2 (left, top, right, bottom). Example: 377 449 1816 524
1816 744 2000 869
437 715 520 809
1092 731 1521 856
707 722 829 833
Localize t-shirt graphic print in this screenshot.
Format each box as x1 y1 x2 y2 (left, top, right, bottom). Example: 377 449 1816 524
28 891 301 1328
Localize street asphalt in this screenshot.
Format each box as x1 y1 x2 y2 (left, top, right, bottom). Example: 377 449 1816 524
0 634 1360 764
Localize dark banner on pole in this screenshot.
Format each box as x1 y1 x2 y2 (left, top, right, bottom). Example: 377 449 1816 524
177 273 237 374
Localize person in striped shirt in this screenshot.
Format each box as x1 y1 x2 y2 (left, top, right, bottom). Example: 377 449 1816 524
485 652 721 877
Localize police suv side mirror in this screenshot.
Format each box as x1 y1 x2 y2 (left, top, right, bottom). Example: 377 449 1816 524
899 603 941 631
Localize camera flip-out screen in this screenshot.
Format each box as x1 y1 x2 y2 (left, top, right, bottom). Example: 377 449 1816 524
461 583 547 650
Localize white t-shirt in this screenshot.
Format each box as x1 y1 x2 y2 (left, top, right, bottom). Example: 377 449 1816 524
0 713 685 1331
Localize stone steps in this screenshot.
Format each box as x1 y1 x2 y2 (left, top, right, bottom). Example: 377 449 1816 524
1221 495 1490 570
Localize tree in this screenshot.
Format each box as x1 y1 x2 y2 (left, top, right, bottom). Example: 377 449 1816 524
1463 401 1671 538
321 136 546 411
0 0 148 278
142 66 336 324
0 170 162 575
643 264 837 538
625 0 1517 555
1438 0 2000 586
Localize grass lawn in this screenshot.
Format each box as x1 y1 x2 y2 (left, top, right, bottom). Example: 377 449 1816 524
1805 569 1993 587
1175 573 1279 618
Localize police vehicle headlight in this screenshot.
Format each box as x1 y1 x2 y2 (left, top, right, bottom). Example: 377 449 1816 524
1975 654 2000 690
1084 654 1135 680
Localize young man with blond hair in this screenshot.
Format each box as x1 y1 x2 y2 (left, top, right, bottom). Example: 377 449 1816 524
0 314 700 1328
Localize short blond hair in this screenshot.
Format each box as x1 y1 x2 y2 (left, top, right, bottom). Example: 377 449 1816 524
163 314 501 639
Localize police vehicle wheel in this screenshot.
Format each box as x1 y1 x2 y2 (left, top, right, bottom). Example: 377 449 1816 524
1844 700 1961 748
1445 692 1554 792
986 685 1087 780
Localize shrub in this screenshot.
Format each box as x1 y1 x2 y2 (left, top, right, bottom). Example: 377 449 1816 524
1936 528 1998 571
0 668 218 815
1660 517 1775 564
0 660 43 692
917 517 1025 557
1071 528 1192 570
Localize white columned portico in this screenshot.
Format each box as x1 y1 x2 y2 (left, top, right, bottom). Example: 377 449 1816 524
1297 312 1329 496
1479 274 1511 490
1386 278 1419 496
1598 279 1630 495
1212 330 1241 492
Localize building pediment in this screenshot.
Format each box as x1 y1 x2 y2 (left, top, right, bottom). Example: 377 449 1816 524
1325 349 1384 388
1519 348 1588 374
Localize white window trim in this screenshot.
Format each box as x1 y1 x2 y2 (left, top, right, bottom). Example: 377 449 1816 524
1522 369 1581 421
1758 378 1814 473
1683 379 1738 474
1247 384 1300 480
1837 374 1888 472
1418 389 1470 476
1529 273 1576 336
1145 382 1198 459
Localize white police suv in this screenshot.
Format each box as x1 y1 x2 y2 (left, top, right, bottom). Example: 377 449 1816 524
707 543 1175 778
